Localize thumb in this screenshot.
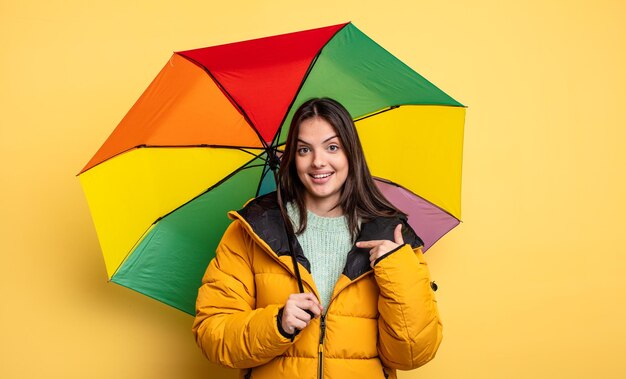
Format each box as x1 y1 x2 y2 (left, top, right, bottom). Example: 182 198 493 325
394 224 404 245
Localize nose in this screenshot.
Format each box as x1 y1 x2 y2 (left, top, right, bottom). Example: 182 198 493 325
312 150 326 168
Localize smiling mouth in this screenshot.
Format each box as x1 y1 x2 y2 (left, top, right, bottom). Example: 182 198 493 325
310 173 333 179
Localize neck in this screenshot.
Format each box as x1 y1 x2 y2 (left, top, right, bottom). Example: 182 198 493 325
304 194 343 217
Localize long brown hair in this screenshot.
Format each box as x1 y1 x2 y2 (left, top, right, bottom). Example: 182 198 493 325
278 97 404 239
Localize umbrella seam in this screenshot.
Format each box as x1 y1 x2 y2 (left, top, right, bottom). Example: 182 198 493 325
78 145 266 175
175 52 270 152
270 22 351 148
109 152 270 281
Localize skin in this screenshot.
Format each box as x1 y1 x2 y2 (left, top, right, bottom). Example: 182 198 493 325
281 293 323 334
280 117 404 334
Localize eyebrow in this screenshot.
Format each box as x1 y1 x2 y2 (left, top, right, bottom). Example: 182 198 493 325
297 135 339 145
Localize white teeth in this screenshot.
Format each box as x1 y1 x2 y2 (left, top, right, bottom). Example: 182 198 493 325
311 173 332 179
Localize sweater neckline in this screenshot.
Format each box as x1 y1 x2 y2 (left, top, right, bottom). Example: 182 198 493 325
286 202 348 232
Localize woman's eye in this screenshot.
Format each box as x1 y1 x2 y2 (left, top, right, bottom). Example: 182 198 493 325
328 145 339 152
297 147 310 154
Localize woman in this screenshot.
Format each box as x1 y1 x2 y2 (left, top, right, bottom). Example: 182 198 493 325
193 98 442 379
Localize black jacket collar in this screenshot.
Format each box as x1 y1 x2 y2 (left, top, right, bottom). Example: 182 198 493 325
236 192 423 280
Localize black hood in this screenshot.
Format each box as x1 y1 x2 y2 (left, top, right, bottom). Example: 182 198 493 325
236 192 423 280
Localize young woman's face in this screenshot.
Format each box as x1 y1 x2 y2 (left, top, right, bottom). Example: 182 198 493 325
295 117 349 214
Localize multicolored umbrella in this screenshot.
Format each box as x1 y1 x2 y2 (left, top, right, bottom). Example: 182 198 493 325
78 22 465 315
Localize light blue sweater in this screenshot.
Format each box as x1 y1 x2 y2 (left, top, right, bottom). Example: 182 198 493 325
286 203 353 309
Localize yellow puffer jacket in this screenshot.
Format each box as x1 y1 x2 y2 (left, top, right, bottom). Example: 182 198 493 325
193 193 442 379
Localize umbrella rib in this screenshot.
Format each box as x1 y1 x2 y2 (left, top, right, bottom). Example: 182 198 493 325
270 54 318 148
255 164 272 198
142 145 266 160
241 163 267 170
175 53 271 152
354 105 400 122
139 144 264 158
153 154 267 224
352 104 468 124
111 152 269 280
109 223 157 279
138 144 266 151
270 23 350 147
373 177 460 221
78 145 265 175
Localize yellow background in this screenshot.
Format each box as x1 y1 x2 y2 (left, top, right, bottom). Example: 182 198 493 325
1 0 625 377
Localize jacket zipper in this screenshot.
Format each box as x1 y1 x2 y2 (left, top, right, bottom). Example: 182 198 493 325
318 314 326 379
316 271 372 379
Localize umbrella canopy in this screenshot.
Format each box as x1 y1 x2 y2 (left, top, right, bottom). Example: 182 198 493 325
79 22 465 315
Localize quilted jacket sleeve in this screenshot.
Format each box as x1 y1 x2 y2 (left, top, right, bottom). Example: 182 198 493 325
374 244 443 370
192 221 293 368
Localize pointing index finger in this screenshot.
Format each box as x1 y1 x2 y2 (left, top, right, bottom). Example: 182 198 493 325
356 240 386 248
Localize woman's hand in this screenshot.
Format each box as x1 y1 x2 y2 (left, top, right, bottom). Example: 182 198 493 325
356 224 405 268
281 293 323 334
